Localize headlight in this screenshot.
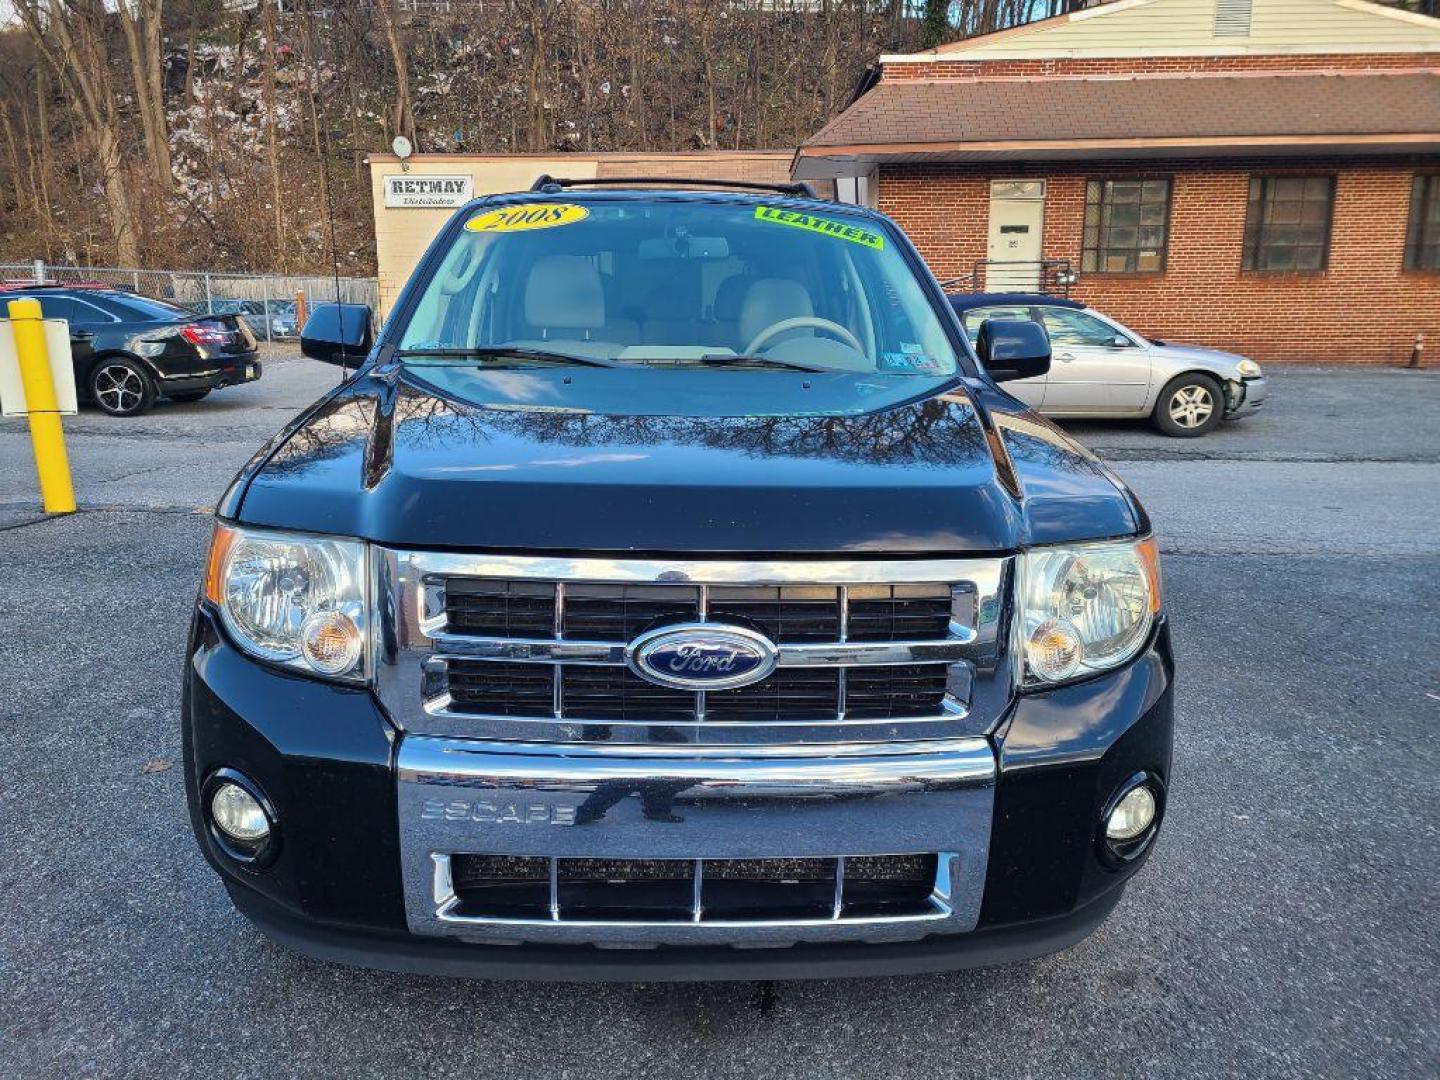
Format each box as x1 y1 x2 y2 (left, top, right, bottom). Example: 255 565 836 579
204 523 367 682
1019 536 1161 687
1236 359 1262 377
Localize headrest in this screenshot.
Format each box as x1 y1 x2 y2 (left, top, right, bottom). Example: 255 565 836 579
712 274 754 321
739 278 813 347
525 255 604 331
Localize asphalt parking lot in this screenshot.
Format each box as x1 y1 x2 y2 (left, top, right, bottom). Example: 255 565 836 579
1 357 1437 1079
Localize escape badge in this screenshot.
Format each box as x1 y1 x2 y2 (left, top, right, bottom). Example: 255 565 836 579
466 203 590 234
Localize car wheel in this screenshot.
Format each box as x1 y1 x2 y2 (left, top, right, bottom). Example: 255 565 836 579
167 390 211 403
1153 374 1223 437
90 358 157 417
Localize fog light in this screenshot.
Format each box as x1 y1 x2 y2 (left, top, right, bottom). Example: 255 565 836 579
300 610 362 676
211 781 270 842
1105 785 1157 842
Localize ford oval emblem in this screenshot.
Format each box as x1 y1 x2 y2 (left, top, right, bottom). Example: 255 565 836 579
627 623 778 691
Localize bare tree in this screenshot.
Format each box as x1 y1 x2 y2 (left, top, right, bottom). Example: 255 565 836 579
374 0 417 150
261 0 288 272
13 0 141 264
115 0 173 194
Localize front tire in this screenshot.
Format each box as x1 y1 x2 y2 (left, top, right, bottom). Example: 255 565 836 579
1152 374 1223 437
90 358 157 417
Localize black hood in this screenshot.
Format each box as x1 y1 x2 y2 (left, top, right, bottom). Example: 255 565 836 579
229 365 1141 553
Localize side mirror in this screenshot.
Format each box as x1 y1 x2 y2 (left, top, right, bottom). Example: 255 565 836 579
300 303 374 367
1110 333 1131 348
975 318 1051 383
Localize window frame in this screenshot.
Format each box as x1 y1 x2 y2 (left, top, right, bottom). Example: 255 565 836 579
1036 305 1134 350
1242 174 1336 273
70 297 119 323
1081 177 1173 274
1404 172 1440 272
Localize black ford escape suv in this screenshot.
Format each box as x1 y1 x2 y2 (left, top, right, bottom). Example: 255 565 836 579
183 179 1172 981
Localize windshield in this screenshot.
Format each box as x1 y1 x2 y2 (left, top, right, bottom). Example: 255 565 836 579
397 199 961 376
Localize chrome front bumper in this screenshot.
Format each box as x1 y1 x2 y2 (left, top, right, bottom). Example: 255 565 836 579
397 735 996 947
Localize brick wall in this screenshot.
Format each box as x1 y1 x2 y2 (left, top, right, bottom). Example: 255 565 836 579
879 157 1440 363
881 53 1440 80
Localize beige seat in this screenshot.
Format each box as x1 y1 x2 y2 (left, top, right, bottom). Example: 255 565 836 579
736 276 872 371
705 274 756 348
511 255 636 356
738 278 815 350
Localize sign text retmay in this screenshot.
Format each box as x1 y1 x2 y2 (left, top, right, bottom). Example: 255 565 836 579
383 174 473 209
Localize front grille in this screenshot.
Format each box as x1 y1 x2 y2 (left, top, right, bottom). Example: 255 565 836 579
444 660 951 724
443 580 952 645
445 853 942 923
380 551 1009 744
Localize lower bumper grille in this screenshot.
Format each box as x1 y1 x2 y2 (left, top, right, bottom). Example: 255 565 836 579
444 853 943 925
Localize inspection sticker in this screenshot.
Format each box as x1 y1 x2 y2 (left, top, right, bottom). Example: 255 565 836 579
465 203 590 234
754 206 884 250
880 351 943 373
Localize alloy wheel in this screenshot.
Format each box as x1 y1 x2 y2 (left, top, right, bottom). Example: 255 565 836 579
1167 385 1215 429
94 364 146 414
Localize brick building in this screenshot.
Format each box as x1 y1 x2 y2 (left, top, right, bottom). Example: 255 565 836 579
794 0 1440 363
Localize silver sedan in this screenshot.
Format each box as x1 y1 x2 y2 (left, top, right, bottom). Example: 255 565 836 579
951 295 1267 437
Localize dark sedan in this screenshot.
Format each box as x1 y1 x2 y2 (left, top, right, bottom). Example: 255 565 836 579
1 284 262 416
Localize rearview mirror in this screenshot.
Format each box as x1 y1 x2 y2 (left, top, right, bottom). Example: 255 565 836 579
975 318 1051 383
300 303 374 367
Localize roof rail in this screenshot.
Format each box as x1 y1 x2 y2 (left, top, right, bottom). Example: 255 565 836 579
530 174 820 199
0 281 114 292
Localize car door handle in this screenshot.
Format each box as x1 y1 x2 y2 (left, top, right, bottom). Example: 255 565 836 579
1056 352 1076 362
70 330 95 342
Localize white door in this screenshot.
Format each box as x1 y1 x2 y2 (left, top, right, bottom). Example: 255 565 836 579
1035 306 1153 414
986 181 1045 291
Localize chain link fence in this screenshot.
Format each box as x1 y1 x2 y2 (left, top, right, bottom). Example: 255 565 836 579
0 261 378 345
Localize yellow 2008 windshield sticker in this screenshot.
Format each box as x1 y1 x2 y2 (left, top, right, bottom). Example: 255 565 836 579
466 203 590 234
754 205 884 250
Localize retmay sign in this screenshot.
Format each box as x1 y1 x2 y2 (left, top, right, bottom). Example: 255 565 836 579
383 174 473 208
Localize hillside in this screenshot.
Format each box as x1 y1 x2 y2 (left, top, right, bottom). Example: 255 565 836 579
0 0 1044 275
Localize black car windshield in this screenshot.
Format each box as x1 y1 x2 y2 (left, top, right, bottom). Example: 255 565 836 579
397 199 961 376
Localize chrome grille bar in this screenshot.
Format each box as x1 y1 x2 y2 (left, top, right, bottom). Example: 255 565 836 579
424 635 976 666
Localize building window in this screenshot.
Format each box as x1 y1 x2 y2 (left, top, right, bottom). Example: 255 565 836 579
1243 176 1335 272
1405 174 1440 271
1081 179 1171 273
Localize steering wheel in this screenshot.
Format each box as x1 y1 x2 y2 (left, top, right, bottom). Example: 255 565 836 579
744 317 865 357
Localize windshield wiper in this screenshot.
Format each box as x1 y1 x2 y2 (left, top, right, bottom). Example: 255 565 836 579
696 353 828 373
395 346 620 369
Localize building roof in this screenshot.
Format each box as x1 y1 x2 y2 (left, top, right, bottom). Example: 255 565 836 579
794 70 1440 178
882 0 1440 63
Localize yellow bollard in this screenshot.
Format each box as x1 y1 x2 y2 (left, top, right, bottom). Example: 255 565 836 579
7 297 76 514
